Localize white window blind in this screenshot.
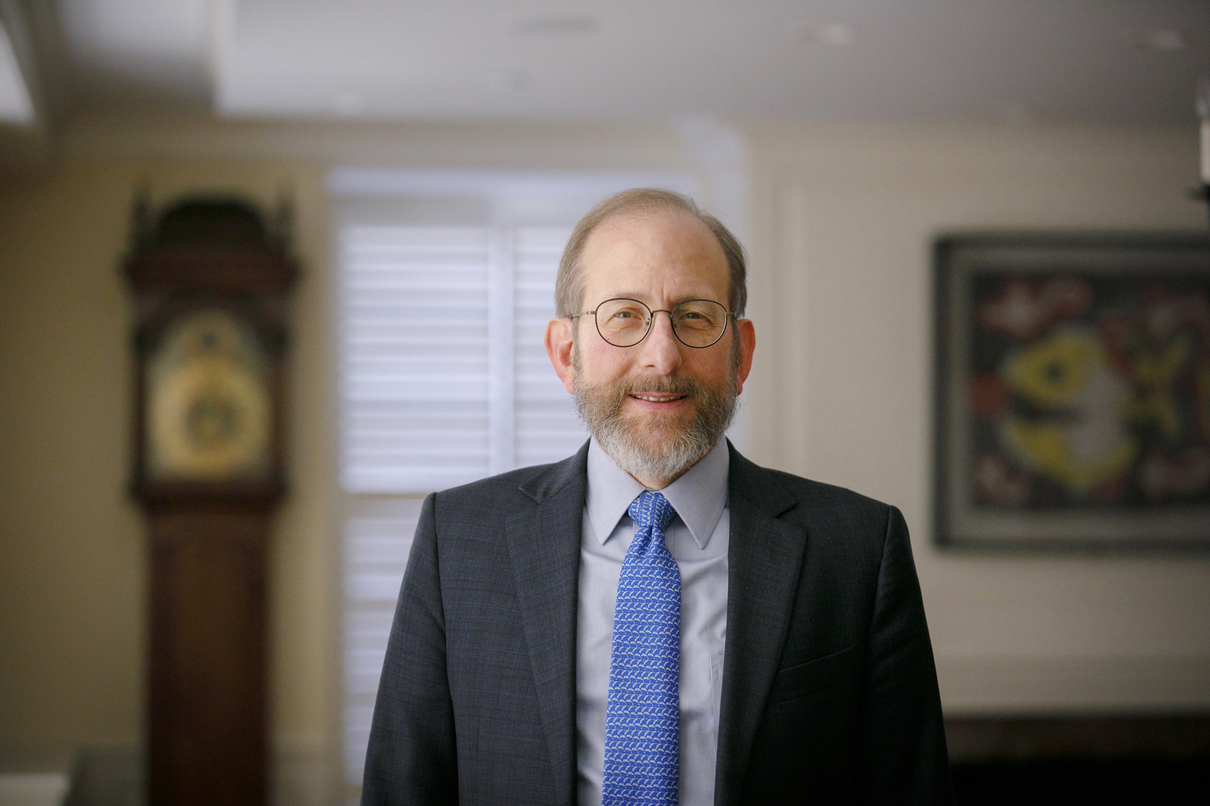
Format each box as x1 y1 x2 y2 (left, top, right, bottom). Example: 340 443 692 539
342 225 489 491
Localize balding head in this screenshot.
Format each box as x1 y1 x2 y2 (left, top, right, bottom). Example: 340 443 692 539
554 188 747 318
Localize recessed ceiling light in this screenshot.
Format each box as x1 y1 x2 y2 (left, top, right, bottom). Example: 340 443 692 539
514 15 597 37
798 22 855 47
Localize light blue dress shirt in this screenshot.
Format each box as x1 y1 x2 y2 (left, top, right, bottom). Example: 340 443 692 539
577 438 730 806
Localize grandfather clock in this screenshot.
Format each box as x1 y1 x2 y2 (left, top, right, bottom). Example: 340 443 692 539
125 195 296 806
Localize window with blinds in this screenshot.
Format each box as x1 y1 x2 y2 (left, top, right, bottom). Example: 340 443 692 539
333 171 693 791
339 223 584 493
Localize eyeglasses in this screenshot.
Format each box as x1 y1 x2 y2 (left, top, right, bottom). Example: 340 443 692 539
569 298 735 348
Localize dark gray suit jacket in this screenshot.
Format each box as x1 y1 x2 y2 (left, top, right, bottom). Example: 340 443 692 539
362 442 953 805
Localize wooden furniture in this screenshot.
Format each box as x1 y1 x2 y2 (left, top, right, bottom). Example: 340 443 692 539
946 714 1210 761
125 196 296 806
946 715 1210 804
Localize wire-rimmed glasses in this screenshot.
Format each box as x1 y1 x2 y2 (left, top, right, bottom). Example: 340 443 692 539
569 298 735 348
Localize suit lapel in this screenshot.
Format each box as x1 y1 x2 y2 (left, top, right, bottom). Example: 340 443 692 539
714 446 807 806
507 444 589 806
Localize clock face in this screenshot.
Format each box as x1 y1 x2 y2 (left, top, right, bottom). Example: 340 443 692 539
145 309 272 482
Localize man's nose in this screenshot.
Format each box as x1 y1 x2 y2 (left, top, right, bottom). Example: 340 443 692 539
638 310 684 373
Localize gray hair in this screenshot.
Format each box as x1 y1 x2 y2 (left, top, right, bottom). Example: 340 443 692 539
554 188 748 318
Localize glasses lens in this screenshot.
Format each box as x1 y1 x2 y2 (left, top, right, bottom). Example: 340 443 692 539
672 300 727 347
595 299 652 347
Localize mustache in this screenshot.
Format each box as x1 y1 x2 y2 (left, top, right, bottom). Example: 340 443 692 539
615 375 709 397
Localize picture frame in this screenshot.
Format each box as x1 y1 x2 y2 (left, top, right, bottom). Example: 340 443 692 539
933 232 1210 549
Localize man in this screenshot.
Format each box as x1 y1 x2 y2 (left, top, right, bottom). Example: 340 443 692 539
362 189 953 805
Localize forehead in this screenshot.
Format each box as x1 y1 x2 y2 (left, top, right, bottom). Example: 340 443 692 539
578 208 729 302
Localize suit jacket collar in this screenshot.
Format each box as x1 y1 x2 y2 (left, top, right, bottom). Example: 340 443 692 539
714 443 807 806
509 442 590 806
508 441 808 806
517 440 591 505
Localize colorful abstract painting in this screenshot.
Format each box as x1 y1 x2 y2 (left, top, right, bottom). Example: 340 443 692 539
934 234 1210 548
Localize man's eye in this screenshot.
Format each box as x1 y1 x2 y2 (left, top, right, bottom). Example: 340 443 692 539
675 308 716 328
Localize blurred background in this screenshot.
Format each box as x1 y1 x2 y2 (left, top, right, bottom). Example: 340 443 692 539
1 1 1208 804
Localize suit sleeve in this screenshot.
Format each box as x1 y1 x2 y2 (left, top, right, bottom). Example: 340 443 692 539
361 493 459 805
856 505 954 805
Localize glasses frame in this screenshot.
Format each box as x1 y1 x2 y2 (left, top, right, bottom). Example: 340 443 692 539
569 297 736 349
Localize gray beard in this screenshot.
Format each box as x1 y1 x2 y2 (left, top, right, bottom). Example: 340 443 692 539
572 358 738 487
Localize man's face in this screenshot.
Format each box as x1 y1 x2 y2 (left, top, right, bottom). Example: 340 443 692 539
545 208 756 488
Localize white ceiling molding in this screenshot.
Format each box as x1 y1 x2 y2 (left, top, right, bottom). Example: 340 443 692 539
56 0 212 105
0 15 34 123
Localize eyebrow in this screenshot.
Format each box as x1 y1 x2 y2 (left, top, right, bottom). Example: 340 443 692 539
593 293 722 308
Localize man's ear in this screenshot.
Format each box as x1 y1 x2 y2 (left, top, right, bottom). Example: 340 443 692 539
734 318 756 396
545 317 576 394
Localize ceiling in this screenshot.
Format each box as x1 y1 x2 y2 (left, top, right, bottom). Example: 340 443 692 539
2 0 1208 163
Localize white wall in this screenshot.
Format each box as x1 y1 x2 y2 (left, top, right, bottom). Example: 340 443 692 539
744 122 1210 712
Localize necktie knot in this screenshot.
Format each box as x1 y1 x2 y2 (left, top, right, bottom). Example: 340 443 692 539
628 490 676 535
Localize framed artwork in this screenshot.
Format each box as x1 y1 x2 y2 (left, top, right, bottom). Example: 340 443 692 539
933 232 1210 549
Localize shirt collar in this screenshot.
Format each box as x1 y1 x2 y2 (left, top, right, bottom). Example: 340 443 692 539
585 437 730 550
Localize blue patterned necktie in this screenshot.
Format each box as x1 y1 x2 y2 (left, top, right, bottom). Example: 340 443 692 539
602 491 680 806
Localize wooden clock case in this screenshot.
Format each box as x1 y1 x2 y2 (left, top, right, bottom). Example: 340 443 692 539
125 195 297 806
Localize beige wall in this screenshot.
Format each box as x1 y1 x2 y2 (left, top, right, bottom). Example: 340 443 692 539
744 122 1210 712
0 156 336 769
1 162 145 751
1 113 1208 800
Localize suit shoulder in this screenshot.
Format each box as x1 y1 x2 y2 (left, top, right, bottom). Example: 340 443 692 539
431 465 545 513
732 452 899 536
770 469 893 517
430 444 588 521
752 467 907 570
